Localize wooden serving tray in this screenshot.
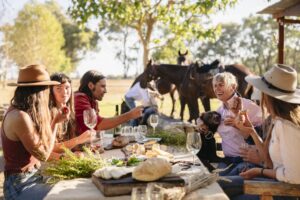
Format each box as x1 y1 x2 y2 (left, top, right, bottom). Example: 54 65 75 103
92 174 185 196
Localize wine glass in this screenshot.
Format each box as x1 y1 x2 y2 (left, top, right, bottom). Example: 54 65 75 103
186 131 202 166
83 108 97 147
138 125 148 141
149 114 159 134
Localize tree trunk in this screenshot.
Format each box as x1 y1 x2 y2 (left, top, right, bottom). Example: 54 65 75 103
143 44 149 70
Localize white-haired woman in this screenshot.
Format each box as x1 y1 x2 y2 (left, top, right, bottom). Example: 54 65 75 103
212 72 263 176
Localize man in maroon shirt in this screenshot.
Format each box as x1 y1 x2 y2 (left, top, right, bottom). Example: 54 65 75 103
74 70 143 134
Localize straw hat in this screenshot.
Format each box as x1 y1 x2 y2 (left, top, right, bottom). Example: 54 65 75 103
8 64 60 87
245 64 300 104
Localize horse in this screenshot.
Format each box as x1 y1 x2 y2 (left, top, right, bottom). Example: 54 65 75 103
140 60 212 122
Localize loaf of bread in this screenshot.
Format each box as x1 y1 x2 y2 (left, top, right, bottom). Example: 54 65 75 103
132 157 172 181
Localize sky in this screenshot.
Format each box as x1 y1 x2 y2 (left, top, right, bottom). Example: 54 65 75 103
0 0 279 77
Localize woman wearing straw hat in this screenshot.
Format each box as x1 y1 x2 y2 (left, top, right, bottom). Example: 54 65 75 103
220 64 300 199
1 65 67 199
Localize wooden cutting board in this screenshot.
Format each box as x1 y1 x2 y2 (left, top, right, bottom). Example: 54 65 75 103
92 174 185 196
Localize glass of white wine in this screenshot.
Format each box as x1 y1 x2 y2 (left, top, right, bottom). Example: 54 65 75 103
83 108 97 148
149 114 159 134
186 131 202 166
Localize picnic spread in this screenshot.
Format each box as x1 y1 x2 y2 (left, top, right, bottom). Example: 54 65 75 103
44 133 229 200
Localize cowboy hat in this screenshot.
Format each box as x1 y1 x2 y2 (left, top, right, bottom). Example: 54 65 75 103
8 64 60 87
245 64 300 104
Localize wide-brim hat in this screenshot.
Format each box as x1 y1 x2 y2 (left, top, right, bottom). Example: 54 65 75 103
245 64 300 104
8 64 60 87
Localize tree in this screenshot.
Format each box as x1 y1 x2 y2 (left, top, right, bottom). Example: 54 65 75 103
240 15 277 74
106 25 139 78
284 24 300 73
69 0 237 69
1 3 71 73
196 22 241 64
45 0 100 68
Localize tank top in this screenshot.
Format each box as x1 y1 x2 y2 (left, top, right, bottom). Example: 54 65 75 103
1 107 38 175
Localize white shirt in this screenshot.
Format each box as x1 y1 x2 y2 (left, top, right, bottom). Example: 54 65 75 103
125 82 157 107
217 96 262 157
269 118 300 184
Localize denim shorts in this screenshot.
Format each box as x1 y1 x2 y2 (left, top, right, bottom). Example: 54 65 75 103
4 169 52 200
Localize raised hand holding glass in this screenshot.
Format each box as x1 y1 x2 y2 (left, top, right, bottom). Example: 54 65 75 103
83 108 97 147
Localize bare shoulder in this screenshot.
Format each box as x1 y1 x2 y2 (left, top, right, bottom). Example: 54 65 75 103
6 110 34 136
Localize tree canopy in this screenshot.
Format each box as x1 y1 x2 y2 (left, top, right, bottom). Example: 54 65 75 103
45 0 100 68
2 3 70 73
196 15 300 75
69 0 237 68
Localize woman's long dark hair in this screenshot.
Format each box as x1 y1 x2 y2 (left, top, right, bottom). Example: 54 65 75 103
49 73 77 141
11 86 52 150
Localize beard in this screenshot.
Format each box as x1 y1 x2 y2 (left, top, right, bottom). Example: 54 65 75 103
92 88 104 101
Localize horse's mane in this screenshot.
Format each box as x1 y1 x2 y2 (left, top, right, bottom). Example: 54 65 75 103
131 73 144 88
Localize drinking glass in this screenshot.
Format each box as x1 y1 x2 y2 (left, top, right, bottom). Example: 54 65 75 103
133 126 140 141
186 131 202 166
122 126 133 137
83 108 97 147
138 125 148 141
149 114 159 134
240 142 249 171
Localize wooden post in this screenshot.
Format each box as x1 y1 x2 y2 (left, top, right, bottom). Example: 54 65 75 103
277 17 284 64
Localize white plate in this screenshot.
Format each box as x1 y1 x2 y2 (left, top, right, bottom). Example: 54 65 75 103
139 137 161 143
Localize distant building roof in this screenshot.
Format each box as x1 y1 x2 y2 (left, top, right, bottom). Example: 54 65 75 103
258 0 300 18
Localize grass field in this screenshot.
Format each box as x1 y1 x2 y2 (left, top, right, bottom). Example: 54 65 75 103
2 79 222 120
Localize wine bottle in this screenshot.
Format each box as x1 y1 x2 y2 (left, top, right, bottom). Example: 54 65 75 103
113 105 120 137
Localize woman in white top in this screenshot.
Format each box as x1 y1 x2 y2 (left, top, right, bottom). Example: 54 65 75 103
220 64 300 199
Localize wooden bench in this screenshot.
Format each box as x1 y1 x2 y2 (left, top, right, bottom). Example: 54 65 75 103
244 180 300 200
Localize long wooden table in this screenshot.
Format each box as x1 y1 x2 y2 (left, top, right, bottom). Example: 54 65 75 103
44 138 229 200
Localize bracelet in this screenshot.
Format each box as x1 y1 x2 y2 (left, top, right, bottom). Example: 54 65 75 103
260 168 265 177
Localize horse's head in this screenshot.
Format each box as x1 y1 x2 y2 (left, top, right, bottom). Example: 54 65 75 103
144 60 159 80
177 50 188 65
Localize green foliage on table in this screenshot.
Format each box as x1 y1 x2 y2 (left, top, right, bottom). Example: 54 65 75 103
111 156 142 167
43 146 107 184
147 129 186 147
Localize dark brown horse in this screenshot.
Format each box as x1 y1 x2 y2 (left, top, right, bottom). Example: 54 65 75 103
140 61 211 122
